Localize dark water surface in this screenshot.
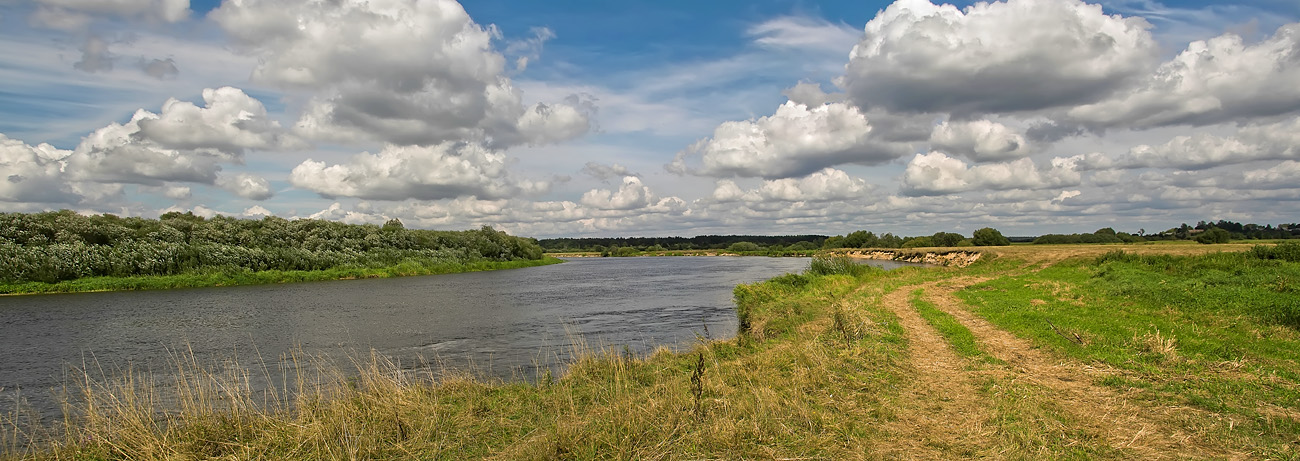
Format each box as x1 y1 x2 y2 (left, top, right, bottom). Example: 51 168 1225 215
0 257 919 419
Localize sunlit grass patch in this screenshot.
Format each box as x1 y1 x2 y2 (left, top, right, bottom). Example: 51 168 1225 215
958 250 1300 455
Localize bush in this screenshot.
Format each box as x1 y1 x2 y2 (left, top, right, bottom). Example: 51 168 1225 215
807 254 873 277
971 227 1010 246
1196 227 1232 244
1250 242 1300 262
727 242 761 252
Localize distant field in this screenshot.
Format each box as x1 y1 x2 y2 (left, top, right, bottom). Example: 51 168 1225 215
6 242 1298 459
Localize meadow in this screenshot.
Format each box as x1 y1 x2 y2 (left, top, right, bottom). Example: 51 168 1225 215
4 242 1299 459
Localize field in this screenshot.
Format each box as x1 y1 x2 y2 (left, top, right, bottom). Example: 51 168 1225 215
4 242 1299 459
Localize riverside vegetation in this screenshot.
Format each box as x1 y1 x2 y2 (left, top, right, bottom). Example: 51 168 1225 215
0 211 554 294
4 242 1299 458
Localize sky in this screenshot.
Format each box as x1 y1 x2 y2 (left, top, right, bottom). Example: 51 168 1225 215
1 0 1299 238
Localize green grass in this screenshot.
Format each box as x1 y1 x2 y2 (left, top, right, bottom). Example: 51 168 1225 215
958 250 1300 456
0 257 563 295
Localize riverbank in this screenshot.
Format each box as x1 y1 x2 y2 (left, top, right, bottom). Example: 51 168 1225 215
546 249 817 258
6 245 1299 458
0 257 563 295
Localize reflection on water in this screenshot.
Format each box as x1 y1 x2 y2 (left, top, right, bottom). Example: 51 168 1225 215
0 256 920 419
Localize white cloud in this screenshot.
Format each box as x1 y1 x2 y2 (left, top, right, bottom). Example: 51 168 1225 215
140 184 192 200
0 134 78 203
1068 23 1300 128
708 168 871 207
136 87 302 154
840 0 1157 114
669 101 912 178
748 15 861 54
212 0 589 148
64 111 230 185
61 87 293 187
289 142 534 201
902 152 1082 195
929 119 1033 162
1075 116 1300 170
216 173 273 200
241 205 273 218
580 176 654 210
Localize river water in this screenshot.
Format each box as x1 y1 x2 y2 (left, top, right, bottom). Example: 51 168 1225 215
0 256 918 420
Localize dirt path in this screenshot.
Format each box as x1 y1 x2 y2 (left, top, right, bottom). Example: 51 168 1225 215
909 277 1246 459
875 284 997 457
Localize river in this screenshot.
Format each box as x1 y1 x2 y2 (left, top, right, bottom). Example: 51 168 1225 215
0 256 919 420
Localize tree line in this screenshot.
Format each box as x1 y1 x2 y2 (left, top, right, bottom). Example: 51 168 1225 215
541 228 1014 255
0 211 544 284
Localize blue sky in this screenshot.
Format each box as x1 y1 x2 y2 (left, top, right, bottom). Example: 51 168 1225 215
1 0 1299 237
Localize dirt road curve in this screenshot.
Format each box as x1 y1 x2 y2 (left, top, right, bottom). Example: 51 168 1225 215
876 278 1245 459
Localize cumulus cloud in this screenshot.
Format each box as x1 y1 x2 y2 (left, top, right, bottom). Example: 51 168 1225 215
65 112 229 185
216 173 273 200
929 119 1033 162
580 176 654 210
289 142 537 201
669 101 912 178
60 87 293 187
212 0 590 148
1074 116 1300 170
840 0 1157 114
711 168 870 203
136 87 302 154
1068 23 1300 129
581 162 636 181
241 205 274 218
0 134 78 203
902 152 1081 195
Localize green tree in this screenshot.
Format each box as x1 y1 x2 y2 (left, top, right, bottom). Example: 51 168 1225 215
971 227 1010 246
727 242 761 252
930 232 965 247
1196 227 1231 244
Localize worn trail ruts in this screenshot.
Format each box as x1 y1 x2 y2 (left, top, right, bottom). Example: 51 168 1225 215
914 277 1245 459
875 284 997 458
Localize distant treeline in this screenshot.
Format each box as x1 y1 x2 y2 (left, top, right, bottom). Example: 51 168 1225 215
0 211 544 284
539 235 830 252
545 218 1300 256
541 228 1014 255
1035 221 1300 245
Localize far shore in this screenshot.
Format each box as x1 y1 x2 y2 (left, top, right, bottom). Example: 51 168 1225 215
0 257 564 296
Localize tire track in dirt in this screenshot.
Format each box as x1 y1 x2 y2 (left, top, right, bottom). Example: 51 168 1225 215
876 284 996 458
918 277 1246 460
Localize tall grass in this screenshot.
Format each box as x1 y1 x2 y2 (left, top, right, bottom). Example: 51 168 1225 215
807 254 876 277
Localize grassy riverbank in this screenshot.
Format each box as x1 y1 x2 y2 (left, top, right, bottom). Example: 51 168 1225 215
5 245 1299 458
0 257 563 295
